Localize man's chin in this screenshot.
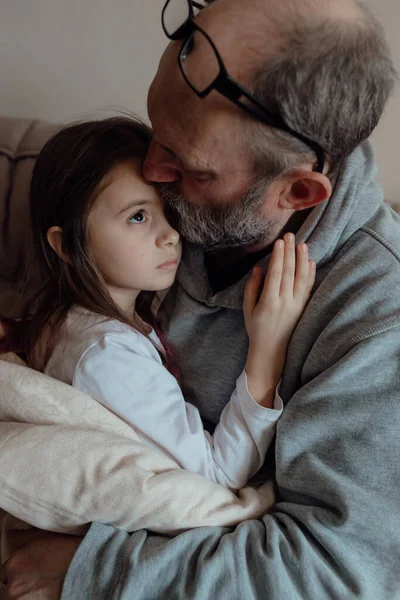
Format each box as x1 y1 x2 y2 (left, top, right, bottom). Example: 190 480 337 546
180 231 268 252
161 184 274 251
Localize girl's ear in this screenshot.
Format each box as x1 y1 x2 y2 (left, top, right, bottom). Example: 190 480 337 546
47 226 71 264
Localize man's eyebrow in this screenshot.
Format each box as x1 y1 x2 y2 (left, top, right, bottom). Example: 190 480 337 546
117 199 152 216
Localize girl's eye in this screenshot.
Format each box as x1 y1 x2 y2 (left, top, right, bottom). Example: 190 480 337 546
128 210 147 224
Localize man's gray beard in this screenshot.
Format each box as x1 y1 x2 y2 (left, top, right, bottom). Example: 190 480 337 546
161 179 279 250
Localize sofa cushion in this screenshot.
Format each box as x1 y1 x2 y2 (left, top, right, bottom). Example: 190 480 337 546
0 117 60 316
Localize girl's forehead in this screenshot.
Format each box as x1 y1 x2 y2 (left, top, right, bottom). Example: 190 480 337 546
92 162 161 214
104 160 144 186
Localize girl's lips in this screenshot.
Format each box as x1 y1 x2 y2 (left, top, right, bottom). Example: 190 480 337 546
157 259 179 270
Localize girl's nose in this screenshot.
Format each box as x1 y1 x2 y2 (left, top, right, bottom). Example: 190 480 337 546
157 224 180 248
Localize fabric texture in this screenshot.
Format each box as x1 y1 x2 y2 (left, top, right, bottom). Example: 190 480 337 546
45 307 282 490
0 350 275 563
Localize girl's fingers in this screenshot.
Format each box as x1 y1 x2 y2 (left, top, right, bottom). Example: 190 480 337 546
279 233 296 297
293 243 310 298
245 238 316 320
243 266 263 320
260 239 284 303
306 260 316 298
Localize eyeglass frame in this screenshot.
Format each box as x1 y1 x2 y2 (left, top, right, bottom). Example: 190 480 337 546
162 0 325 174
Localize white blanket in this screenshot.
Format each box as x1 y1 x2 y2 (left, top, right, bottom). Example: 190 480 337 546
0 353 274 553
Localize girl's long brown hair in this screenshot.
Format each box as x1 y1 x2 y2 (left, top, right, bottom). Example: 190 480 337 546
0 117 180 379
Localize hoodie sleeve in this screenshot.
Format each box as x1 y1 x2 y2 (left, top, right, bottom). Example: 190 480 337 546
62 325 400 600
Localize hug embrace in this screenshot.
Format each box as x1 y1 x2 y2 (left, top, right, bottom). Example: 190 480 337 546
0 0 399 599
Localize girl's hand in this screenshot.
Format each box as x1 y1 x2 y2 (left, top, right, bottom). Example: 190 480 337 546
243 233 315 407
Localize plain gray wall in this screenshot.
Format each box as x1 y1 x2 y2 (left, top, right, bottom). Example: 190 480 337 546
0 0 398 200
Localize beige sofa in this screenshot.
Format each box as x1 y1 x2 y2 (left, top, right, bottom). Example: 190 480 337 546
0 117 60 317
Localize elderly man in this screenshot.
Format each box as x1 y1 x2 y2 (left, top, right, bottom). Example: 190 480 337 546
3 0 400 598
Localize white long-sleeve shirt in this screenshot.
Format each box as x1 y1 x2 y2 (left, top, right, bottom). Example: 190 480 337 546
45 307 283 490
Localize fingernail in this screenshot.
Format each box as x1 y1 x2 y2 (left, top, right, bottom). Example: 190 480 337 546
276 240 284 249
286 233 295 243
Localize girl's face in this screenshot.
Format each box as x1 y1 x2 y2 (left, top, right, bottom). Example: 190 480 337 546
87 160 181 313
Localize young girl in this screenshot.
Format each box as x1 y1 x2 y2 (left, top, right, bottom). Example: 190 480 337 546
1 117 315 491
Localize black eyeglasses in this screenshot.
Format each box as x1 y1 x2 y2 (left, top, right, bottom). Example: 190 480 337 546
162 0 325 173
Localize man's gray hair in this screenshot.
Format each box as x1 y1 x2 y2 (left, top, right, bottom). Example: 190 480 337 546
249 1 397 178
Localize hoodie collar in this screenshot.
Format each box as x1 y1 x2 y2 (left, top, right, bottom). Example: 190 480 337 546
176 141 384 310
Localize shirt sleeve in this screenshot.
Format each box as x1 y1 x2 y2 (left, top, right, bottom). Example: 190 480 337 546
73 333 282 489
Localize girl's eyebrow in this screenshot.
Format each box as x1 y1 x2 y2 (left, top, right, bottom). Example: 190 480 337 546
117 199 152 216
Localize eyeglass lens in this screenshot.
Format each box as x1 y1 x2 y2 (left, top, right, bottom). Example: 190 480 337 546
163 0 191 37
181 30 220 94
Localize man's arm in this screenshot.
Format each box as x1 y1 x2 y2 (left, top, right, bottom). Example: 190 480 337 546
59 327 400 600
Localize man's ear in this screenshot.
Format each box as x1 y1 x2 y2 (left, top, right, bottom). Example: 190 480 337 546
278 171 332 211
47 226 71 264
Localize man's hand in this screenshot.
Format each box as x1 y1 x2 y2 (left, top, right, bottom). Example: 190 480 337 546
0 528 82 599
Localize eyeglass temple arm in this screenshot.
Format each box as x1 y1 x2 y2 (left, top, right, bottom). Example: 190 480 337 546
215 76 288 128
192 1 206 10
215 76 325 173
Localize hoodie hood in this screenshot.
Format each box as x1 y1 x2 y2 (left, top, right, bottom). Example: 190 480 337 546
177 141 384 309
296 141 384 267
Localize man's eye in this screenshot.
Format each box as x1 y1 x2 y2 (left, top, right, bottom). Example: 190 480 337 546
192 172 212 183
128 210 147 224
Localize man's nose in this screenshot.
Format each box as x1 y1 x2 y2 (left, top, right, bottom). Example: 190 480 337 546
143 140 182 183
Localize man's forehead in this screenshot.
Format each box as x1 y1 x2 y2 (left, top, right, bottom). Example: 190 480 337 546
149 85 217 164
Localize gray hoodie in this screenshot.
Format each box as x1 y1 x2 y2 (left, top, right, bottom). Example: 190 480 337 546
63 142 400 600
